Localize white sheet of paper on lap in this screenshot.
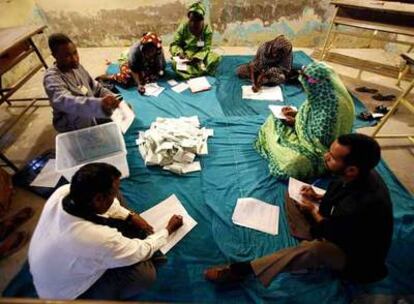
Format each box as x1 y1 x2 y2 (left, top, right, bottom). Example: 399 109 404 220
172 82 189 93
30 159 62 188
144 83 164 97
173 56 190 72
140 195 197 254
242 85 283 102
288 177 326 209
111 101 135 133
269 105 298 120
232 198 279 235
187 76 211 93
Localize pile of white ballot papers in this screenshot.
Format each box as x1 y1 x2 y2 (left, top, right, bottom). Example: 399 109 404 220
137 116 214 174
232 198 279 235
140 195 197 254
288 177 326 210
242 85 283 102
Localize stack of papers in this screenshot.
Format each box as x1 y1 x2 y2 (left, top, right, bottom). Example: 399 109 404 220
269 105 297 120
173 56 190 72
111 101 135 133
288 177 326 210
30 159 62 188
187 76 211 93
140 194 197 254
144 83 164 97
232 198 279 235
242 85 283 101
137 116 214 174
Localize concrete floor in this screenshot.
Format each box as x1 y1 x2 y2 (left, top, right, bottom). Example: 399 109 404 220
0 47 413 298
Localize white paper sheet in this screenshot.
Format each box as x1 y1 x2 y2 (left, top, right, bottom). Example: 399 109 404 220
140 195 197 254
167 79 178 86
144 83 165 97
111 101 135 133
187 76 211 93
288 177 326 206
30 159 62 188
172 82 189 93
269 105 298 120
232 198 279 235
242 85 283 102
173 56 190 72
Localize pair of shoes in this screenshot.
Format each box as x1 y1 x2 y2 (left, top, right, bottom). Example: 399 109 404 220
355 86 378 93
372 93 396 101
0 231 29 260
0 207 34 241
204 265 246 284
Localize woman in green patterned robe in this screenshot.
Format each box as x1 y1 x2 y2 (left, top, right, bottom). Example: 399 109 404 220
169 2 221 79
255 61 355 180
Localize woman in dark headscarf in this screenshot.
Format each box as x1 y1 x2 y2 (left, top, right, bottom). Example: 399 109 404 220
237 35 293 92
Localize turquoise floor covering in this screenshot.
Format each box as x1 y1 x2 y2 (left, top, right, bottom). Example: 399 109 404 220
4 53 413 302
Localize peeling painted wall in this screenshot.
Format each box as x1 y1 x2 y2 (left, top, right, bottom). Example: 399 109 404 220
33 0 336 48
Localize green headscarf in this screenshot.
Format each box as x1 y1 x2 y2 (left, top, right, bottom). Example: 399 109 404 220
188 2 206 18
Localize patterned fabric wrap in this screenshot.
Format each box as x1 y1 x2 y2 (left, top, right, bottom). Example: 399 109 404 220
140 32 163 51
188 1 206 17
237 35 293 85
254 61 355 180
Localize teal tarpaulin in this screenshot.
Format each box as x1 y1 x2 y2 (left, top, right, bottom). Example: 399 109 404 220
4 53 413 303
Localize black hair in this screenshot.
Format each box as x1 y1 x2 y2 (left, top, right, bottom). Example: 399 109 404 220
48 33 73 54
69 163 121 211
337 133 381 176
188 11 204 21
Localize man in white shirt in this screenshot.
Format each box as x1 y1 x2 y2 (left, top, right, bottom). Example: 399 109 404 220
29 163 183 300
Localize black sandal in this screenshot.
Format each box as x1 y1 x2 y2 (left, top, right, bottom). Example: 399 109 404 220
355 86 378 94
372 93 396 101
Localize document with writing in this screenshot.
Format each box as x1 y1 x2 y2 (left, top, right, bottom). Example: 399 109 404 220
111 101 135 134
144 83 165 97
173 56 190 71
242 85 283 102
232 198 279 235
269 105 297 120
140 194 197 254
288 177 326 210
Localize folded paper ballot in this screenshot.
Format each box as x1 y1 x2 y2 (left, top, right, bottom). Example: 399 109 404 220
288 177 326 210
269 105 298 120
140 195 197 254
232 198 279 235
167 79 178 86
187 76 211 93
242 85 283 101
111 101 135 133
144 83 164 97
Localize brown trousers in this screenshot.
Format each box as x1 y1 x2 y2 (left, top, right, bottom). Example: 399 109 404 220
250 195 346 287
